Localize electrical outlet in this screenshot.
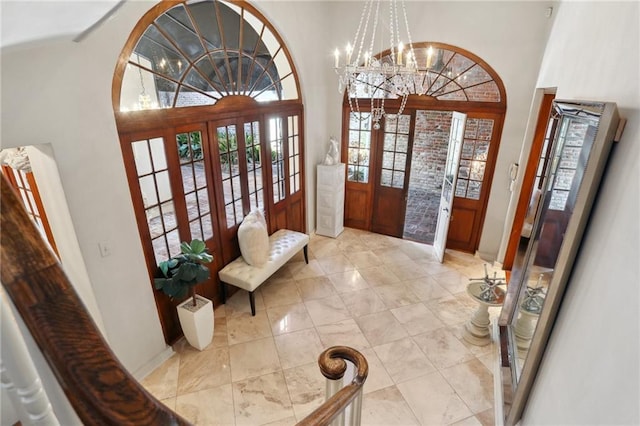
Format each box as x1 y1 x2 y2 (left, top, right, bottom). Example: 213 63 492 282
98 241 112 257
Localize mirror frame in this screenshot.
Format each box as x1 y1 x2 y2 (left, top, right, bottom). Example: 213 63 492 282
498 100 620 425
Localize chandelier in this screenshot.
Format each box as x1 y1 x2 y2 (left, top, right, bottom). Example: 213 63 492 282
334 0 432 129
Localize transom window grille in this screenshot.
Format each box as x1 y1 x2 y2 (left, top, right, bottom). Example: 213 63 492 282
350 43 502 103
119 0 299 111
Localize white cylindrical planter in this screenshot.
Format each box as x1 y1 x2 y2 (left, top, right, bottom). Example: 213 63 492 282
177 295 214 351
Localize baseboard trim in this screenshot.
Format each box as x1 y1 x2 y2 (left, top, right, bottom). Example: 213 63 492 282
132 346 175 381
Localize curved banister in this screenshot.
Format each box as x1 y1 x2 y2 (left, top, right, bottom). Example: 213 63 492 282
0 176 190 425
296 346 369 426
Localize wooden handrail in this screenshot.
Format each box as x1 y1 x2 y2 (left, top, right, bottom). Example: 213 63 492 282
296 346 369 426
0 175 189 425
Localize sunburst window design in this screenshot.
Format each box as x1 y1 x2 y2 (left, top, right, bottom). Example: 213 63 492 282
119 0 298 112
350 43 502 103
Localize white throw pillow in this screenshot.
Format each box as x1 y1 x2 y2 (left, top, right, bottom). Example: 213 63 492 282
237 210 269 266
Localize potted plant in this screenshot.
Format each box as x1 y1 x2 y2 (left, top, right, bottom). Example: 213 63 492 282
154 239 214 350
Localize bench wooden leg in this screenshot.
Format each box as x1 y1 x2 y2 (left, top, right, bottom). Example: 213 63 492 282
220 282 227 304
249 291 256 316
303 245 309 264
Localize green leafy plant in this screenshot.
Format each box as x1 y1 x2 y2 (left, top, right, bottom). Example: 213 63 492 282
154 239 213 307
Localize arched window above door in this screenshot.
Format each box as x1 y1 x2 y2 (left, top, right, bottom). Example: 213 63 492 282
349 42 505 104
118 0 299 112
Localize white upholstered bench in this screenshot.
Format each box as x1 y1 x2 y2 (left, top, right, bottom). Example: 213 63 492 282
218 229 309 315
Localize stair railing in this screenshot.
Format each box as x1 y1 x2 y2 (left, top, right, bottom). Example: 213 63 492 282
1 175 368 425
296 346 368 426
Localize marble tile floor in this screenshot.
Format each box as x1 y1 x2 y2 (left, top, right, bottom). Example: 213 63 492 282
141 228 505 426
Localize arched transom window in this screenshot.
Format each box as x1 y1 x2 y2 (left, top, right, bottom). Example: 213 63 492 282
118 0 299 112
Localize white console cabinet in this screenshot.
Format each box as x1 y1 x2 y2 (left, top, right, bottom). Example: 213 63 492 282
316 163 345 238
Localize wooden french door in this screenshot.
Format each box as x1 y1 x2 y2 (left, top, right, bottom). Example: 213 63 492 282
371 113 415 237
447 112 505 253
121 125 223 343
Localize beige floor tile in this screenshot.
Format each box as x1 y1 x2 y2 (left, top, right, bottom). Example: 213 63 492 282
449 322 496 357
343 250 384 269
440 358 494 413
373 337 436 384
177 347 231 395
385 260 431 281
286 259 325 279
263 416 298 426
397 371 473 425
211 316 229 348
359 348 394 394
397 240 435 260
226 311 272 346
412 328 475 370
283 362 325 421
476 408 495 426
224 288 265 317
404 276 451 302
229 337 281 382
361 385 420 425
315 318 370 351
175 384 235 425
295 275 338 301
160 396 176 412
355 310 408 346
141 354 180 400
432 269 472 295
358 266 402 287
304 295 351 326
266 302 315 335
390 303 445 336
340 288 388 318
337 239 371 254
373 283 419 309
274 328 324 369
450 414 483 425
308 236 341 258
371 246 414 264
232 371 294 426
317 254 356 274
426 294 475 327
328 269 370 293
260 278 303 309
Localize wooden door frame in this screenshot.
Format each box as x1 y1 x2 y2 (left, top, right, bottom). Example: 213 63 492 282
503 93 555 270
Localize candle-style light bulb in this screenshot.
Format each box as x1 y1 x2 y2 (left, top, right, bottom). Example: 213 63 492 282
334 48 340 68
346 43 353 64
426 46 434 69
397 42 404 66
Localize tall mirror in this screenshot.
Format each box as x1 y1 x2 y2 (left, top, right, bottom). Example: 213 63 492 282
498 100 621 425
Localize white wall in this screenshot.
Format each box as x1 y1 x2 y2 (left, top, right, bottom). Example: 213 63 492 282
0 0 553 383
521 2 639 424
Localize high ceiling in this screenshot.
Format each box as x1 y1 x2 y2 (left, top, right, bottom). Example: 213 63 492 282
0 0 124 49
